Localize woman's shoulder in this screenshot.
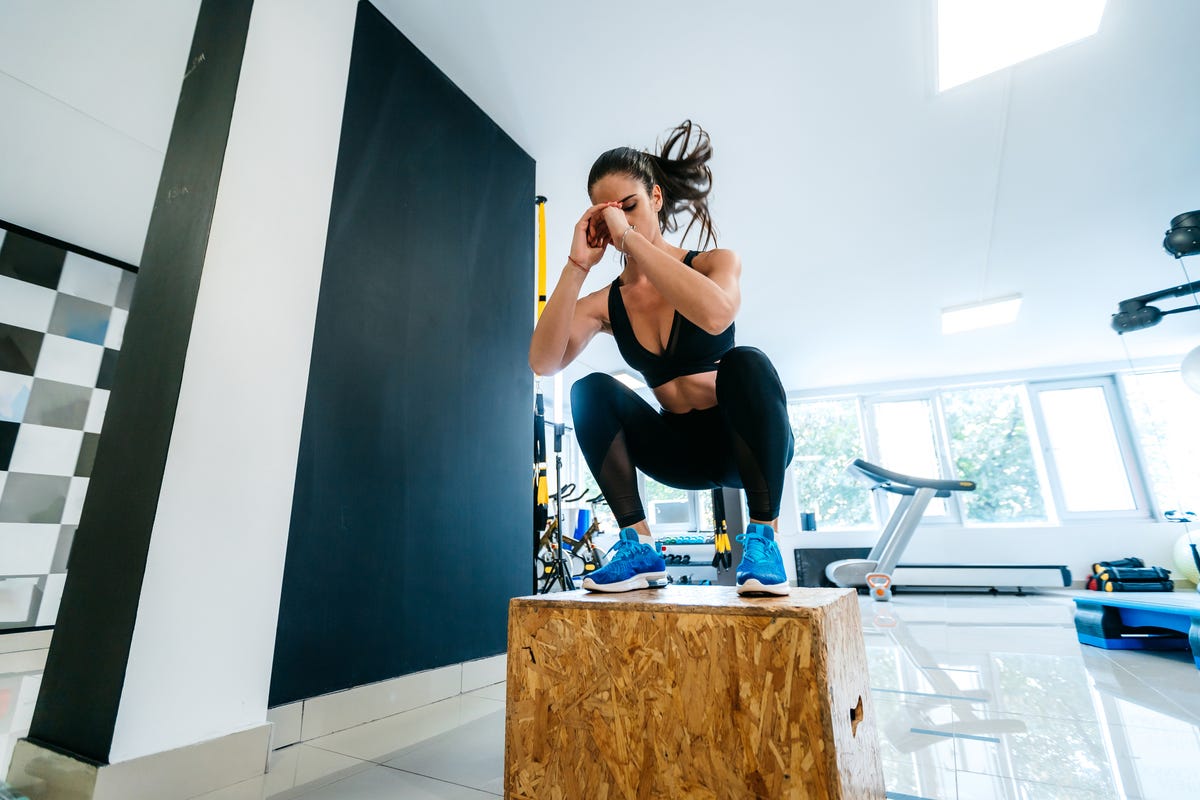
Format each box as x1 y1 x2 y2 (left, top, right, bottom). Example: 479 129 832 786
578 283 614 329
580 281 615 304
690 247 741 275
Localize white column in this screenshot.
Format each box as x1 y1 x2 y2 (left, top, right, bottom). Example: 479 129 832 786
108 0 359 762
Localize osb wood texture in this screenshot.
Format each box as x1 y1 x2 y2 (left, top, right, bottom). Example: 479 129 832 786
505 586 884 800
512 585 851 616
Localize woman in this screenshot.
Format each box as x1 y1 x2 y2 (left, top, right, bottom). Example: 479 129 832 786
529 121 794 595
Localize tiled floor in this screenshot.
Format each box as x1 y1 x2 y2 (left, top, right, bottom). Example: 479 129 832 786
3 591 1199 799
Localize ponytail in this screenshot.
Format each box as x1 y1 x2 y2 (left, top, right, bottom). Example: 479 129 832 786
587 120 717 250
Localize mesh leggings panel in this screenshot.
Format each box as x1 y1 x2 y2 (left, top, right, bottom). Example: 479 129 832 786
570 347 793 528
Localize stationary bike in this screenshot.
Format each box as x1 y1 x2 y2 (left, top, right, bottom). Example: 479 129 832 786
565 494 611 577
535 482 586 593
535 488 612 591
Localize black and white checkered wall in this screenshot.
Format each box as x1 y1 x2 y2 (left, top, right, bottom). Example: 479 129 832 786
0 225 134 630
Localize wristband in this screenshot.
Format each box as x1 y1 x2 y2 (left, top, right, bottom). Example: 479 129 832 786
567 255 588 272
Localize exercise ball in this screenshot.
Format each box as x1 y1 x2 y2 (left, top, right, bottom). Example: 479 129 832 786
1182 345 1200 394
1173 532 1200 584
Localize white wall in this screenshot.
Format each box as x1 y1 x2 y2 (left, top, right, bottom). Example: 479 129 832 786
0 0 202 265
107 0 358 763
0 0 359 762
781 519 1187 590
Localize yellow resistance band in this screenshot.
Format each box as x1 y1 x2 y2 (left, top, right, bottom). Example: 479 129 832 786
536 196 548 321
534 196 549 510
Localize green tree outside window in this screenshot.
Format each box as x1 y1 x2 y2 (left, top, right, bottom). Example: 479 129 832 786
942 385 1047 523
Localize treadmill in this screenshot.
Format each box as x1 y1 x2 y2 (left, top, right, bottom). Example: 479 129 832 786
825 459 1072 597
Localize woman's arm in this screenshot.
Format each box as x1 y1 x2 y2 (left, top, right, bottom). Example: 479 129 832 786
597 205 741 333
529 201 620 374
528 264 605 375
624 234 742 333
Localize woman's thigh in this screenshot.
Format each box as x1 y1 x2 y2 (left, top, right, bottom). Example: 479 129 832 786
629 407 742 491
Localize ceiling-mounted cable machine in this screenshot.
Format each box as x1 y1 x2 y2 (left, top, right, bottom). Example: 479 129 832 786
1111 211 1200 334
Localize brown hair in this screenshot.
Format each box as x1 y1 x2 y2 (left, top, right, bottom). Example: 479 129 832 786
587 120 717 250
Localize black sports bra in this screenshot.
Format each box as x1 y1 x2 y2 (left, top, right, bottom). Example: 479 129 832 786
607 250 736 389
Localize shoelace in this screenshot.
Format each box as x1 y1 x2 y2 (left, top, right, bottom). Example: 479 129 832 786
736 533 775 562
606 539 644 561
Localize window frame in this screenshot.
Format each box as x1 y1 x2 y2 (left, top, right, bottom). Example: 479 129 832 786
787 370 1162 531
788 395 880 531
638 473 702 533
1114 371 1166 523
863 391 963 526
938 381 1056 527
570 364 1172 535
1025 376 1153 521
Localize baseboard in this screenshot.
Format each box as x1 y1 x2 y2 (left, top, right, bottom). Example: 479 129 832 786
266 702 303 749
461 653 505 693
7 724 271 800
270 652 506 749
298 662 462 741
4 652 509 798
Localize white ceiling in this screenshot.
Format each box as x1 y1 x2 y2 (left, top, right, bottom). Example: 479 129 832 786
375 0 1200 399
0 0 196 153
0 0 202 262
4 0 1198 401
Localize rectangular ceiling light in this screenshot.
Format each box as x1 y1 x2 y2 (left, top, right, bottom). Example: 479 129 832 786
941 294 1023 334
937 0 1106 91
612 370 647 390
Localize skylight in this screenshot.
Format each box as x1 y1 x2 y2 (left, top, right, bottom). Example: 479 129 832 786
936 0 1106 91
941 295 1023 334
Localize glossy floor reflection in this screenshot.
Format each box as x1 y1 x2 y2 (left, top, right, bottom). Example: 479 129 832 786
3 592 1198 799
859 592 1200 800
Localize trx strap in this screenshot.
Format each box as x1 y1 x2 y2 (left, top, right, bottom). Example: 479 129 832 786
533 197 549 542
536 196 548 319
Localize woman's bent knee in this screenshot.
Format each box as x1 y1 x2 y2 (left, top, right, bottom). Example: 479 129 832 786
570 372 622 422
717 346 776 384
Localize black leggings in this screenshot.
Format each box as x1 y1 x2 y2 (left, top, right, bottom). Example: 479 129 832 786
570 346 794 528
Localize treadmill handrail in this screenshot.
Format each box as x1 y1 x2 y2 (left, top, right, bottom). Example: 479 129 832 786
848 459 976 494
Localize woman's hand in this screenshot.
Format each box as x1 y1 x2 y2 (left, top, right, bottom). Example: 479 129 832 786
570 202 623 270
599 204 635 250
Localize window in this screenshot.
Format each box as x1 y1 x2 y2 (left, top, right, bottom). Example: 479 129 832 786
571 436 711 535
941 384 1048 523
869 398 951 520
698 489 715 534
565 428 620 534
644 476 690 527
793 375 1153 529
574 456 618 534
570 367 1165 534
788 399 877 529
936 0 1107 91
1122 370 1200 516
643 476 720 533
1027 379 1146 516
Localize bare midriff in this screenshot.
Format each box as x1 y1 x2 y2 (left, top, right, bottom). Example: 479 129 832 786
653 369 719 414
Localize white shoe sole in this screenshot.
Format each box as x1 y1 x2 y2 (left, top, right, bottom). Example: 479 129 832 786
737 579 791 596
582 571 668 593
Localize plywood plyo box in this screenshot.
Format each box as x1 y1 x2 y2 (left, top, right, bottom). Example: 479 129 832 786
505 586 884 799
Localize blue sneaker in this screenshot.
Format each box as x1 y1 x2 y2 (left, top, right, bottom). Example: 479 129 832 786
581 529 667 593
736 523 789 596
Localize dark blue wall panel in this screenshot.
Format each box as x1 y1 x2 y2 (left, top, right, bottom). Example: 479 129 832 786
270 1 534 706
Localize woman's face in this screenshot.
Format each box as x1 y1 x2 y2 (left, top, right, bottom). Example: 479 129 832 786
588 172 662 246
